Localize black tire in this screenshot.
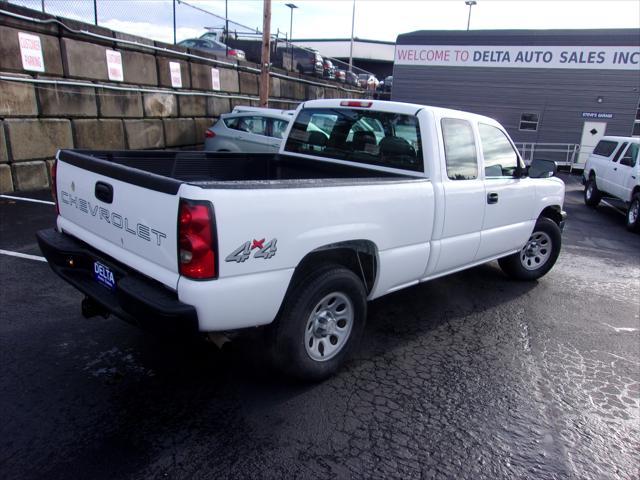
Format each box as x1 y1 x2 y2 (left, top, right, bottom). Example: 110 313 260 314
498 217 562 281
267 265 367 381
584 176 602 207
626 193 640 233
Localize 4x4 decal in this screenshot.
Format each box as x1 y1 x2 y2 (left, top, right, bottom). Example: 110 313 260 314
225 238 277 263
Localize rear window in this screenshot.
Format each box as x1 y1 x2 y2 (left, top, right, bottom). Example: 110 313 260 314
593 140 618 157
284 108 422 172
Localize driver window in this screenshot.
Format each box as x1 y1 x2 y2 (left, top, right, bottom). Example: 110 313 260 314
479 123 522 177
620 143 638 167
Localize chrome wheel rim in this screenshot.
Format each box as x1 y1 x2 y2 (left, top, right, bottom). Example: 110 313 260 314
304 292 353 362
586 183 593 200
629 200 639 225
520 231 552 271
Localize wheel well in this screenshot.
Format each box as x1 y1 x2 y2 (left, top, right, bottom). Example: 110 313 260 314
632 186 640 198
289 241 378 295
539 205 563 226
588 170 596 179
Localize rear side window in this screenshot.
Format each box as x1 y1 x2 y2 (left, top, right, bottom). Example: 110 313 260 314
270 119 290 139
620 143 638 167
612 142 628 163
593 140 618 157
441 118 477 180
479 123 522 177
284 108 423 172
224 116 267 136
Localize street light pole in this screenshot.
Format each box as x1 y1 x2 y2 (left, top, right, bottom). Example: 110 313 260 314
348 0 355 72
285 3 297 72
465 0 477 31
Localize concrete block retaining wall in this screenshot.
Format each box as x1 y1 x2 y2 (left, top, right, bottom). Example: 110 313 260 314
0 3 364 192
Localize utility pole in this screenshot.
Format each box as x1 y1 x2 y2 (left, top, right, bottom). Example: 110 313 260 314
259 0 272 107
173 0 177 44
93 0 97 25
348 0 355 72
225 0 229 56
285 3 297 72
465 0 477 31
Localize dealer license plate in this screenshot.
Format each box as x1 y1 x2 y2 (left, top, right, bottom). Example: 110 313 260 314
93 261 116 291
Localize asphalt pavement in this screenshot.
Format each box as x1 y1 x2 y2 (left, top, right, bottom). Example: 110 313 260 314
0 173 638 480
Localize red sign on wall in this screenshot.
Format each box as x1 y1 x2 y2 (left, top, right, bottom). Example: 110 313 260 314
18 32 45 72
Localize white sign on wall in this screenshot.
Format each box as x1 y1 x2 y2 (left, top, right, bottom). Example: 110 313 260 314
18 32 45 72
105 50 124 81
169 61 182 88
211 68 221 91
395 45 640 70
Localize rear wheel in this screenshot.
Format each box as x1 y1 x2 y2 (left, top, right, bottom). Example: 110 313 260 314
267 265 367 381
584 176 601 207
498 217 562 281
626 193 640 232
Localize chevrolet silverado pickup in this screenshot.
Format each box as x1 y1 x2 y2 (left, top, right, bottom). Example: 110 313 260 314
37 99 566 380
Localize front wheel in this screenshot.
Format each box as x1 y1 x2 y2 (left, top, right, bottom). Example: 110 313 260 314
498 217 562 281
626 193 640 233
267 265 367 381
584 177 601 207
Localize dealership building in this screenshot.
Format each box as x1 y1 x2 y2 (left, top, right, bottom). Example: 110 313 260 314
392 29 640 168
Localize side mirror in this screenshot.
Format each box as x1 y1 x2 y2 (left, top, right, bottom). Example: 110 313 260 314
528 158 557 178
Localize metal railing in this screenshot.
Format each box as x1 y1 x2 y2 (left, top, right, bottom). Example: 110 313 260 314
516 142 580 168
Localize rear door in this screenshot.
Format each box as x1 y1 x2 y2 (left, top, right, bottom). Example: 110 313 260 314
602 142 628 193
434 117 485 273
477 123 535 260
55 153 182 289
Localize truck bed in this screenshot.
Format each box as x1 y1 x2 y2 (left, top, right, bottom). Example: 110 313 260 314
59 150 416 192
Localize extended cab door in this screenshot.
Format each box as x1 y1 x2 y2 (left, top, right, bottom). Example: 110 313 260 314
609 142 639 201
476 123 535 260
601 141 629 194
433 117 485 273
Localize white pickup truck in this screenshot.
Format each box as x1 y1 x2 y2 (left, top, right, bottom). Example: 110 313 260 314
37 99 566 380
582 136 640 232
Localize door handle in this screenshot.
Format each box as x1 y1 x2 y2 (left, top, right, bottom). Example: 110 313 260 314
613 167 617 171
487 192 499 204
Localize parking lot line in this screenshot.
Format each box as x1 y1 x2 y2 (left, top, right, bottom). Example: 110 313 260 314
0 194 55 206
0 249 47 262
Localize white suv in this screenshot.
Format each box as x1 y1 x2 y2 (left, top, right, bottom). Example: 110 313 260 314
583 136 640 232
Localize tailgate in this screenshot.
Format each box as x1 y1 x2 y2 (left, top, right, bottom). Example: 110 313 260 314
55 151 183 290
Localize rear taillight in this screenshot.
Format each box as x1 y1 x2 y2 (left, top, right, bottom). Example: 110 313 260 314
50 159 60 215
228 49 237 57
178 200 217 280
205 129 216 138
340 101 372 108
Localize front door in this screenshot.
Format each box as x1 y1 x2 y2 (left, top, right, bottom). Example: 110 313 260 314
577 121 607 168
477 123 535 260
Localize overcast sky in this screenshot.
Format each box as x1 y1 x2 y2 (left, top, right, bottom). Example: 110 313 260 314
9 0 640 43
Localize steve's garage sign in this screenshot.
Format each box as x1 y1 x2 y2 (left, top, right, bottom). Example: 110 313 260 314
395 45 639 70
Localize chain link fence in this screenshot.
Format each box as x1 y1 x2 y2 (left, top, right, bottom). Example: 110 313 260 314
5 0 376 83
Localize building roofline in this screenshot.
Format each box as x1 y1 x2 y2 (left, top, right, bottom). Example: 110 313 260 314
292 37 396 45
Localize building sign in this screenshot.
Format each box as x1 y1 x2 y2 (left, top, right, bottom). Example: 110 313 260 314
211 68 221 91
169 61 182 88
18 32 45 72
582 112 614 119
105 50 124 82
395 45 640 70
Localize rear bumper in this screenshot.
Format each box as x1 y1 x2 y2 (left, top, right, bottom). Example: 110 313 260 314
36 228 198 335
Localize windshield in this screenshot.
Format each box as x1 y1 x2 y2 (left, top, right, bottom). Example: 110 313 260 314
284 107 423 172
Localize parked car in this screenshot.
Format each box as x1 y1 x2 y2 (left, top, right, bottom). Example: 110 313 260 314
204 107 293 153
276 46 323 76
39 99 566 381
323 59 336 80
382 75 393 92
345 71 359 86
335 69 346 82
357 73 369 88
582 136 640 231
177 38 246 60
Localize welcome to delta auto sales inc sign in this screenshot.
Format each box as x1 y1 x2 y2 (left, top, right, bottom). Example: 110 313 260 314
395 45 640 70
